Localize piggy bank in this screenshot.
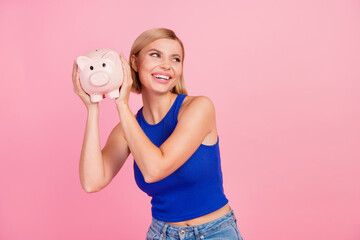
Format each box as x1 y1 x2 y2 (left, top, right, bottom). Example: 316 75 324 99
77 48 123 103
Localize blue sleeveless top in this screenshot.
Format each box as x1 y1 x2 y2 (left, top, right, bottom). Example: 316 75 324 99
134 94 228 222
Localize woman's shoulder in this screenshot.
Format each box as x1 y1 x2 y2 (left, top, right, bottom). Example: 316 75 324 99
182 95 215 109
178 95 215 120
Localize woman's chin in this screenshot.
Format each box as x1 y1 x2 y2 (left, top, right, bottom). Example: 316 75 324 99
142 81 178 95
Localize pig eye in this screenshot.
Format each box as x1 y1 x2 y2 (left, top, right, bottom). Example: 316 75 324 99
102 63 106 67
90 66 94 70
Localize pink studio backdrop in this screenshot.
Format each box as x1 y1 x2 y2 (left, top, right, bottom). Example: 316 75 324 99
0 0 359 239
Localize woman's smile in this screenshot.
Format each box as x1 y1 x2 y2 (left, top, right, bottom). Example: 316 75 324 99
151 72 173 84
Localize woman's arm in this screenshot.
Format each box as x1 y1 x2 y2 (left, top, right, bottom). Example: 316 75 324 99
73 61 130 193
116 96 215 183
79 110 130 192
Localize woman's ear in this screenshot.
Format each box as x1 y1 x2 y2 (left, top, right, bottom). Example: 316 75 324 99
130 55 138 72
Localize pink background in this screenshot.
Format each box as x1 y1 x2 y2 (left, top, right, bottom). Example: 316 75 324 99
1 0 359 239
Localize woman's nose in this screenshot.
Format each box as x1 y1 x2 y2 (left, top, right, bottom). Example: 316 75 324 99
160 59 171 70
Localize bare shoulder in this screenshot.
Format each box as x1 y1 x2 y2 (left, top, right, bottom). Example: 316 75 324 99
178 95 215 121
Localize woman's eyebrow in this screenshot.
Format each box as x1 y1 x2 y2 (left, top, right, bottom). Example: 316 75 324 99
146 49 182 58
171 53 182 59
146 49 161 53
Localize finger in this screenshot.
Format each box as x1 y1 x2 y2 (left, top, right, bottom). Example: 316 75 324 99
72 61 77 86
76 73 83 91
121 54 126 73
73 62 83 91
72 61 76 75
74 60 78 69
73 72 82 93
121 54 131 73
120 54 129 82
124 55 131 74
125 58 132 84
127 63 132 84
123 60 131 85
72 60 79 76
120 54 126 74
121 55 129 76
121 53 129 64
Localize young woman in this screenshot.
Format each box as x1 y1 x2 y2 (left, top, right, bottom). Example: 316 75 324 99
72 28 243 240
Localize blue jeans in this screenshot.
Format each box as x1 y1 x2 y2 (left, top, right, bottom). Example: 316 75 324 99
146 209 243 240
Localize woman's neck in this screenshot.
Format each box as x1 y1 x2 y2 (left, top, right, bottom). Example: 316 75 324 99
141 91 177 125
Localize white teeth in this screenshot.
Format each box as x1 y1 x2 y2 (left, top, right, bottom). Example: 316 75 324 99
154 75 170 80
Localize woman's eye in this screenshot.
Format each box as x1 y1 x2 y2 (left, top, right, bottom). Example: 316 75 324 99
173 58 181 62
150 53 159 57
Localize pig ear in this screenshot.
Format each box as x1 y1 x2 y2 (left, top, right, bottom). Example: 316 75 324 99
77 56 91 70
102 51 118 64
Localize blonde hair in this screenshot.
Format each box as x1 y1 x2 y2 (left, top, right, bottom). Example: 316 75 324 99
129 28 188 95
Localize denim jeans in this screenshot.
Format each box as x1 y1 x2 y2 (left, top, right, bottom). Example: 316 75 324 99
146 209 243 240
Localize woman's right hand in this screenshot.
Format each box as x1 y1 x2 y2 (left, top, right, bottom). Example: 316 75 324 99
72 60 98 110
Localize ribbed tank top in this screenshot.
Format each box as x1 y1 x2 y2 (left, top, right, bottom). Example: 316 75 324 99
134 94 229 222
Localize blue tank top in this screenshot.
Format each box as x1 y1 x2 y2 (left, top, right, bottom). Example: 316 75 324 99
134 94 229 222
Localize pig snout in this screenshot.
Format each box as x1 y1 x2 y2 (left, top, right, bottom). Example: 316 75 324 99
90 72 109 86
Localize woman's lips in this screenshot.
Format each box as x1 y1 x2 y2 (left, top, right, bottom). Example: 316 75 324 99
152 74 171 84
151 72 172 84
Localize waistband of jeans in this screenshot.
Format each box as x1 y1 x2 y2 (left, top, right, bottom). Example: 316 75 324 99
150 208 236 237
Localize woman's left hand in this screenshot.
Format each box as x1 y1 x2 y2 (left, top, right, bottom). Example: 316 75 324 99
116 54 133 106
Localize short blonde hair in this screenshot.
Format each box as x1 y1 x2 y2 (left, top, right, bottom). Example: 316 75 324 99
129 28 188 95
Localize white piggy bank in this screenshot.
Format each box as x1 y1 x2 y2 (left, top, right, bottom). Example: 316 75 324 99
77 48 123 103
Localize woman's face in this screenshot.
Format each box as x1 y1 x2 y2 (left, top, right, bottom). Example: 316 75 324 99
133 38 183 94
